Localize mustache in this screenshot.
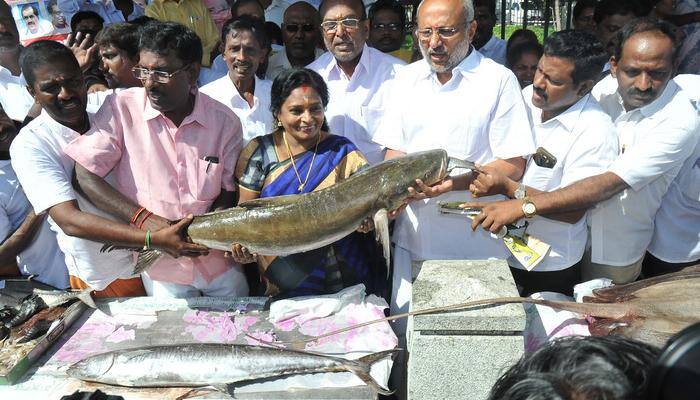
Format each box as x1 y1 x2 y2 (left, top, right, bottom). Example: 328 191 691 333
534 87 547 100
232 60 252 68
626 87 655 98
58 99 81 108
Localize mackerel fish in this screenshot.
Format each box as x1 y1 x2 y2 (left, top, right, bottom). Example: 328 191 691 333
133 149 476 274
67 343 399 394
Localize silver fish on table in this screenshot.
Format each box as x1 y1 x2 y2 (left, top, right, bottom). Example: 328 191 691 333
127 149 477 275
33 288 96 309
67 344 399 395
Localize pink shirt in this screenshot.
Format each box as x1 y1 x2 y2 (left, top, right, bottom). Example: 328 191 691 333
65 87 244 285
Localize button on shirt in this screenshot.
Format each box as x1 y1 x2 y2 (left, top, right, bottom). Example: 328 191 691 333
477 35 507 65
590 78 700 265
307 44 405 165
648 74 700 263
9 111 136 291
65 88 244 285
200 75 274 144
0 66 35 122
373 49 536 260
516 86 619 272
145 0 219 66
0 160 69 288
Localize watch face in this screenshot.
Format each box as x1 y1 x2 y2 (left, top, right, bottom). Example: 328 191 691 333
524 202 536 215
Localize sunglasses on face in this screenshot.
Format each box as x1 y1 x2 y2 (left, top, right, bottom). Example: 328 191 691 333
285 23 315 33
372 22 402 31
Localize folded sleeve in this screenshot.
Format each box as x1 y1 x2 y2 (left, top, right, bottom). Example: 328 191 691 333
488 72 536 160
64 96 124 178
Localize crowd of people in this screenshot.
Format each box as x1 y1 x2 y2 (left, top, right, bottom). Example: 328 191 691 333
0 0 698 396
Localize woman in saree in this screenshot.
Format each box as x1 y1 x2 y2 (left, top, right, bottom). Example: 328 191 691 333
230 68 384 298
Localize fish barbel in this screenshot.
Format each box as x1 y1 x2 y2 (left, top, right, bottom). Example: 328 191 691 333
133 149 476 274
67 343 399 394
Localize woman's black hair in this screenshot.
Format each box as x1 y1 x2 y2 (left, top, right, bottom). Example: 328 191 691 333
270 68 330 132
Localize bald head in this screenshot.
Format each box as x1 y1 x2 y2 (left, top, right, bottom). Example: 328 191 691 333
417 0 473 25
284 1 318 22
282 1 321 66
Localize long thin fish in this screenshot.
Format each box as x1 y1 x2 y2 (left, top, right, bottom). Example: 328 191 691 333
125 149 476 274
67 344 399 395
288 266 700 348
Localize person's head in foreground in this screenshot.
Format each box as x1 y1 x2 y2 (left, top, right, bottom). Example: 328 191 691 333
610 17 677 111
488 335 660 400
135 22 202 120
531 29 607 120
22 40 87 131
416 0 476 81
270 68 330 145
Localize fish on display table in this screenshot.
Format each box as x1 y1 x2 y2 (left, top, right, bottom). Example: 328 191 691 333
67 344 398 395
128 149 477 274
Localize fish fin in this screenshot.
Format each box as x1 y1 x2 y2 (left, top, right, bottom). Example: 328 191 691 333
133 249 165 275
74 288 97 309
373 208 391 279
447 157 479 174
347 349 401 396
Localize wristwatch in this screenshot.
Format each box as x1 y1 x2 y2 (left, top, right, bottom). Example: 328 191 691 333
514 183 526 200
522 197 537 218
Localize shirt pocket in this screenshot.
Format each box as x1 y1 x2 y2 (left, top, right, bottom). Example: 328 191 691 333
524 163 557 191
194 158 224 202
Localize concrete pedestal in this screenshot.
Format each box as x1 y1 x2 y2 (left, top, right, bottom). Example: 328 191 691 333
407 260 526 400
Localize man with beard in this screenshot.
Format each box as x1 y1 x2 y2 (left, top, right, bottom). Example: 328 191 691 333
0 1 40 125
201 16 273 143
466 30 616 296
10 40 200 296
308 0 405 164
367 0 410 62
472 0 505 64
372 0 533 392
266 1 323 80
65 22 249 298
462 19 699 284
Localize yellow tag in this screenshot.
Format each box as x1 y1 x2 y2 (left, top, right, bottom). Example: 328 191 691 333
503 234 551 271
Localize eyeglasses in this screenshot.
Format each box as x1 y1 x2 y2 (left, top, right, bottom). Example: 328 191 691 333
285 23 315 33
372 22 402 31
132 66 187 83
415 23 467 40
320 18 362 33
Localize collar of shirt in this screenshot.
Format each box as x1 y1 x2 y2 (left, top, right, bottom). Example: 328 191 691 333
321 43 371 81
537 93 590 133
0 160 10 168
227 75 263 110
415 46 480 84
614 79 679 121
143 89 211 129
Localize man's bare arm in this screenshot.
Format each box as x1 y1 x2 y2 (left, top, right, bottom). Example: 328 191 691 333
73 164 170 230
530 172 629 214
0 211 45 267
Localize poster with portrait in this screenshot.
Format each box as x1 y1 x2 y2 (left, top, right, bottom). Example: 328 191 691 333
6 0 70 45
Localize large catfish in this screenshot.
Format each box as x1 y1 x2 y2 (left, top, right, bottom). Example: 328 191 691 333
132 150 477 274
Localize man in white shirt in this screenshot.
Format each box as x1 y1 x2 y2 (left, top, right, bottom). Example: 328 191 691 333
266 1 323 80
308 0 405 164
468 30 616 296
373 0 534 347
643 74 700 277
473 0 505 64
463 19 699 284
10 40 204 297
201 16 274 142
0 108 69 289
0 2 40 124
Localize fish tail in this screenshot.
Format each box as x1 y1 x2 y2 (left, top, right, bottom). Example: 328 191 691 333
133 249 165 275
346 349 401 395
76 288 97 309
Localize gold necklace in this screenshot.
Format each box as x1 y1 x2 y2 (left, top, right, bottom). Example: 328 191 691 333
282 130 321 192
